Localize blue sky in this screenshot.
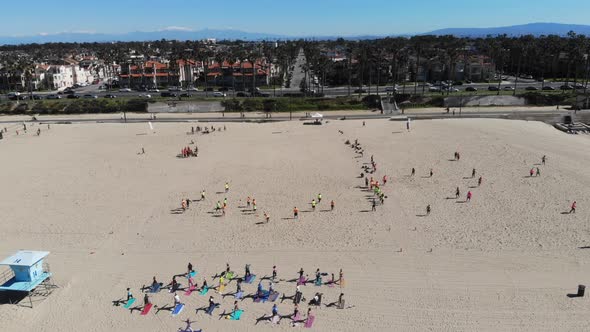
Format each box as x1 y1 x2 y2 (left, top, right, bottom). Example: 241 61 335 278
1 0 589 36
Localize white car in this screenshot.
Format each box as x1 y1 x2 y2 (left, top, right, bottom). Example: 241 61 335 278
187 87 199 91
46 94 61 99
119 88 132 92
139 94 152 98
82 94 98 99
149 88 160 92
503 86 515 91
384 86 398 92
212 92 226 97
429 87 441 92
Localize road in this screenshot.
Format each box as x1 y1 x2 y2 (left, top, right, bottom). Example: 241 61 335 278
4 77 585 101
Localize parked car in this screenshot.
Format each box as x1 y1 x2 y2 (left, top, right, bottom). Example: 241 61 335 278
254 91 270 97
428 87 441 92
354 88 367 93
574 83 585 89
160 92 177 97
384 86 398 92
212 92 226 97
236 92 250 97
64 90 75 95
139 94 152 98
179 93 191 98
30 95 43 100
525 86 539 91
560 85 574 90
46 94 61 99
503 86 515 91
168 86 181 91
542 86 556 91
488 86 500 91
187 87 199 91
119 88 132 92
83 94 98 99
149 88 160 92
8 92 26 100
465 86 478 92
104 94 117 98
205 87 214 92
66 94 80 99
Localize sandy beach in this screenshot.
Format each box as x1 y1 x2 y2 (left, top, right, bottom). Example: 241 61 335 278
0 117 589 332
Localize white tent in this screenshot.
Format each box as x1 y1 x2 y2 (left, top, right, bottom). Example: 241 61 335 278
310 113 323 119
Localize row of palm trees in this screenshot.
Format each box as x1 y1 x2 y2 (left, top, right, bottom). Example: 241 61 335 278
301 33 590 97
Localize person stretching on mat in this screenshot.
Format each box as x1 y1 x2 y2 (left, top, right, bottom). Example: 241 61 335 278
245 264 251 279
272 266 277 281
169 276 179 292
315 269 321 284
182 319 195 332
174 292 181 306
201 278 208 291
257 281 264 296
236 278 242 293
207 296 216 315
126 288 133 302
272 303 279 320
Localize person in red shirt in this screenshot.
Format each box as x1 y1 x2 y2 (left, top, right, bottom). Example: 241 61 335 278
570 201 577 214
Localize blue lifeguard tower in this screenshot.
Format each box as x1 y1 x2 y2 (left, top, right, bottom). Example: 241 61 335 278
0 250 55 307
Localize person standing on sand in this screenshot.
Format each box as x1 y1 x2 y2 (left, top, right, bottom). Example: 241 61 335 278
365 177 369 188
570 201 577 214
371 199 376 212
247 196 251 207
264 212 270 223
542 155 546 165
188 262 193 276
144 293 150 306
383 175 387 185
456 187 460 198
529 168 534 177
201 190 206 201
430 169 434 177
293 207 299 219
466 191 472 202
317 193 322 203
478 176 482 186
225 182 229 193
411 168 416 177
311 199 317 211
363 121 365 127
536 167 541 177
331 200 335 211
426 204 431 216
472 168 476 178
252 198 256 209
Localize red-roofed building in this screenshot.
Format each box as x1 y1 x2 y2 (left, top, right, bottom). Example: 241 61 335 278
202 60 271 89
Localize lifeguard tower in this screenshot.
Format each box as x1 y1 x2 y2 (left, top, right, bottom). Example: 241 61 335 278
0 250 56 307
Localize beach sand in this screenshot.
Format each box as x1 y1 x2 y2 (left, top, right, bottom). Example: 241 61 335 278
0 118 589 331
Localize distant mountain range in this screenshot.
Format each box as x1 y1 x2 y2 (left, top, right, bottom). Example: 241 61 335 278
424 23 590 37
1 23 589 45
